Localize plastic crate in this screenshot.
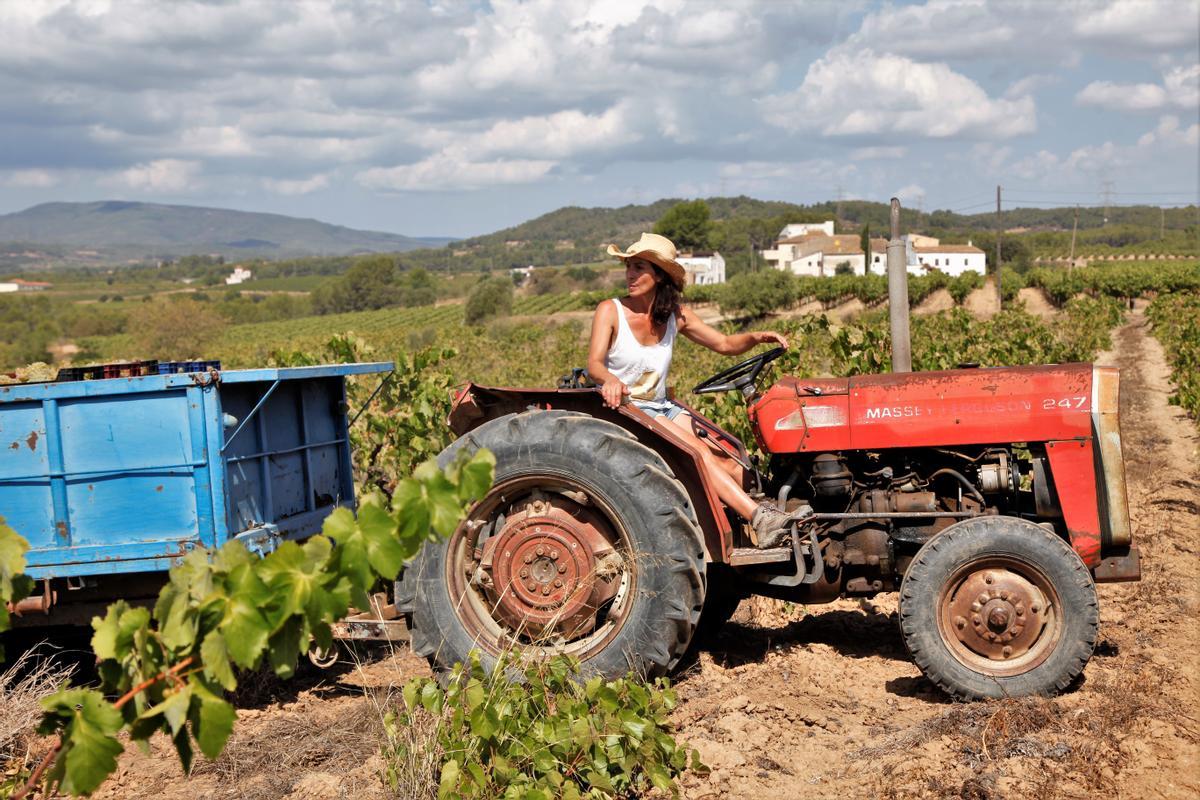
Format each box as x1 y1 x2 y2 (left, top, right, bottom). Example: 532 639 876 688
156 360 221 375
57 361 159 382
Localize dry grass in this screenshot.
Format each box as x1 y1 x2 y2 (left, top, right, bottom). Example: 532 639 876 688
381 704 445 800
0 647 75 776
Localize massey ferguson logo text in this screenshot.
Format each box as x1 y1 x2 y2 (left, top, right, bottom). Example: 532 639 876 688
861 396 1088 421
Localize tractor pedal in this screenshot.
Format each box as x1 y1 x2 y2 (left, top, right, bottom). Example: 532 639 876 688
729 547 793 566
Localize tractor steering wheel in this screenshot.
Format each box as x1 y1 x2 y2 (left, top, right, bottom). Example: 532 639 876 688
691 346 786 396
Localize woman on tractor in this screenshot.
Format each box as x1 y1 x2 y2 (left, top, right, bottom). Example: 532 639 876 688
587 232 794 549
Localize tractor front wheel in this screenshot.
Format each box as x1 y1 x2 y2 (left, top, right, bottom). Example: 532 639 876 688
398 410 706 681
899 516 1099 700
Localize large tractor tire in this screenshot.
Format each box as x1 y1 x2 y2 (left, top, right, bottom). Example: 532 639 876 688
899 516 1099 700
397 410 706 680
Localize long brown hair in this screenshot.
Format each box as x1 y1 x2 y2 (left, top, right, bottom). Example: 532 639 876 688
650 265 682 327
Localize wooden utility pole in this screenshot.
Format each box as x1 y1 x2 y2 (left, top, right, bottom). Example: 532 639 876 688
994 185 1003 310
887 198 911 373
1069 206 1079 271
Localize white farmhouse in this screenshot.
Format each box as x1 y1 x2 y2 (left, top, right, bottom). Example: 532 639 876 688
678 252 726 285
777 221 835 239
225 266 253 285
867 236 986 277
764 234 865 276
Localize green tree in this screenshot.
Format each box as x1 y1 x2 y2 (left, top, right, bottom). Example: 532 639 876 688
312 256 401 314
464 276 514 325
127 298 224 359
859 223 871 258
653 200 712 252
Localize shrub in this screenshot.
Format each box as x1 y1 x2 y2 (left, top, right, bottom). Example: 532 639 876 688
718 270 798 317
465 277 514 326
384 652 704 799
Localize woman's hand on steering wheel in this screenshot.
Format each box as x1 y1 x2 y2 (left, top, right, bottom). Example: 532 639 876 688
755 330 789 349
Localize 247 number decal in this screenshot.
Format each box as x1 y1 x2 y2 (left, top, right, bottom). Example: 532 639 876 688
1042 396 1088 410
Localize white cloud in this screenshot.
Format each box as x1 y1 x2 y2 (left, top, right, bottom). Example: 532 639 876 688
106 159 201 193
1006 114 1199 181
846 0 1014 60
893 183 926 203
1076 64 1200 112
1074 0 1200 53
263 173 330 196
2 169 59 188
764 49 1036 140
1137 115 1200 148
178 125 255 157
356 155 554 192
852 146 907 160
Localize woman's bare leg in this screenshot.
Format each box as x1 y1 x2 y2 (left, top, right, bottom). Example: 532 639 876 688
665 413 758 519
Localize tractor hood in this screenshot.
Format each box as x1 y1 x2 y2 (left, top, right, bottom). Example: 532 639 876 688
750 363 1097 453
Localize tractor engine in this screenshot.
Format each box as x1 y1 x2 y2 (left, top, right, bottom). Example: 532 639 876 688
767 447 1023 597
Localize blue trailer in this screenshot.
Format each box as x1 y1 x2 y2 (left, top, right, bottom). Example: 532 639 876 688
0 362 391 625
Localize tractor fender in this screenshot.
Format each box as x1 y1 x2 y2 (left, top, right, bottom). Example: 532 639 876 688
448 383 734 561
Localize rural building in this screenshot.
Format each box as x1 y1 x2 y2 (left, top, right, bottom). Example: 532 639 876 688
225 266 253 285
764 233 865 276
867 236 986 277
777 221 835 239
0 279 52 293
678 252 726 285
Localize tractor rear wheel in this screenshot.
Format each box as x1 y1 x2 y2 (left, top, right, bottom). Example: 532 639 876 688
899 516 1099 700
397 409 706 680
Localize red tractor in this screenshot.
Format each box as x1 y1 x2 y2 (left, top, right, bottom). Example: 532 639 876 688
398 349 1140 699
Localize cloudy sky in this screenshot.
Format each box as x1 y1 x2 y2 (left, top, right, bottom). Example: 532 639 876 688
1 0 1197 237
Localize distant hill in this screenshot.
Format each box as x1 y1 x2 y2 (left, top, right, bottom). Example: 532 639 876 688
0 201 454 267
460 196 1197 249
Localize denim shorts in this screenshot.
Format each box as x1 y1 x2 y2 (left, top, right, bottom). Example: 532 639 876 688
631 398 688 421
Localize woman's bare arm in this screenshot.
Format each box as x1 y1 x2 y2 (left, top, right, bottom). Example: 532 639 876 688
586 301 628 408
677 306 788 355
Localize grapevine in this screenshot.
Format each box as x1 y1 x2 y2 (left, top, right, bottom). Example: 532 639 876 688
1148 291 1200 421
10 449 495 798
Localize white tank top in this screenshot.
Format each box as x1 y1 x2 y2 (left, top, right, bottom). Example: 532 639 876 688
604 298 676 402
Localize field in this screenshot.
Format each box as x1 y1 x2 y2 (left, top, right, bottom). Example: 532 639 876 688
4 261 1200 798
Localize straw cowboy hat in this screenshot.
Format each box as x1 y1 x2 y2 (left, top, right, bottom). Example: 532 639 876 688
605 232 687 289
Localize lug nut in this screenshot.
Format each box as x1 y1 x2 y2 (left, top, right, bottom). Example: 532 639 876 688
970 601 982 612
1002 646 1013 657
558 564 567 573
972 614 982 625
519 568 529 578
554 579 563 588
984 574 993 584
550 549 559 560
1000 590 1010 601
954 616 967 630
542 586 551 596
526 582 537 592
524 554 534 564
536 546 545 556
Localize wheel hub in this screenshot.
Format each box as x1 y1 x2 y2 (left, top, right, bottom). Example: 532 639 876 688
945 568 1049 661
477 495 623 640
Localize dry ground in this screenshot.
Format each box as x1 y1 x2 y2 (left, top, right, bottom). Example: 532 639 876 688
8 309 1197 799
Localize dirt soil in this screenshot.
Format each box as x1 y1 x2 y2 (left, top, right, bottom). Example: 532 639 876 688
1016 287 1057 320
18 311 1200 800
964 280 1001 318
913 288 955 316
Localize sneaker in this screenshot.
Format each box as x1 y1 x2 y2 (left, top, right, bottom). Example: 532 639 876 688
751 502 793 549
